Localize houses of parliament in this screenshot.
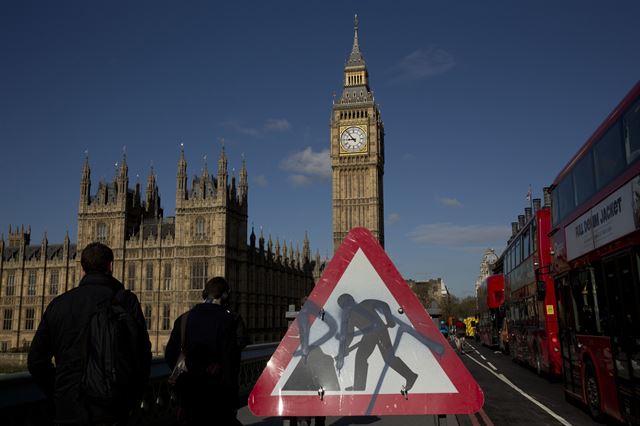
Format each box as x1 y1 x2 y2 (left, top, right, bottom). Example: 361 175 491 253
0 16 385 354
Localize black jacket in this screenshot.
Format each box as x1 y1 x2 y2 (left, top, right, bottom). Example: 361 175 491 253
28 272 151 424
165 302 239 376
165 302 245 424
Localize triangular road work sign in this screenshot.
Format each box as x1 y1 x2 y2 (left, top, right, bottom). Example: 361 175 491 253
249 227 484 416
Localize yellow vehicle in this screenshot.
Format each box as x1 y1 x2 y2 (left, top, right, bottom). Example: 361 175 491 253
464 317 477 338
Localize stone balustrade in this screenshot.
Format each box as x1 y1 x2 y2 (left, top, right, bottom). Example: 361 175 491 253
0 342 277 426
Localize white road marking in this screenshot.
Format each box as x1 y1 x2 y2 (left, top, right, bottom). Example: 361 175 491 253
494 351 502 354
480 355 487 360
487 362 498 371
475 350 480 354
465 353 573 426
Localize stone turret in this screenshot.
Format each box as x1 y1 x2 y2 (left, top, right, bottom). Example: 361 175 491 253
8 224 30 248
80 152 91 208
239 156 248 206
217 144 228 203
177 144 187 205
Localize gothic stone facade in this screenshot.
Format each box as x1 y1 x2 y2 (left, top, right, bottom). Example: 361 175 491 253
0 147 322 354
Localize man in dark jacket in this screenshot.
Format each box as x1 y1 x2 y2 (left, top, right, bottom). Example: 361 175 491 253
28 242 151 425
165 277 245 425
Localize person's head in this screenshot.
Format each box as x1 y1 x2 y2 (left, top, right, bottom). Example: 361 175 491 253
337 293 355 309
202 276 230 303
80 242 114 275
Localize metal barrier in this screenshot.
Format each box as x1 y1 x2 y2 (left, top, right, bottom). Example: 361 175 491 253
0 343 277 426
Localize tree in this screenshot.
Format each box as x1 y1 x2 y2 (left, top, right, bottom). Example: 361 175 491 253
452 296 477 319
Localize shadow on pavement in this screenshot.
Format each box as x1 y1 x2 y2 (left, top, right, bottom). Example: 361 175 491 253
330 417 381 425
243 416 287 425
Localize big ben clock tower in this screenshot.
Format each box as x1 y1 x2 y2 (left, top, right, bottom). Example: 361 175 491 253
331 15 385 251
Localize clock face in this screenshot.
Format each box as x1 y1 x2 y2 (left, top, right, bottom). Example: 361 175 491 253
340 127 367 153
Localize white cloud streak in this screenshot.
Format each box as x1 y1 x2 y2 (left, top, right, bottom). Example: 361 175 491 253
390 47 455 82
265 119 291 132
439 197 462 207
280 147 331 183
288 174 311 186
408 223 510 247
387 212 400 225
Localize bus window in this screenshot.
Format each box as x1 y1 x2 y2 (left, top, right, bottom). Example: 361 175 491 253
552 190 560 226
621 255 640 337
594 121 624 189
624 99 640 164
523 228 531 259
573 150 595 205
570 268 600 335
526 296 536 324
557 173 576 223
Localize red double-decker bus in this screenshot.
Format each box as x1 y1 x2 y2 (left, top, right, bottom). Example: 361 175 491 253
501 197 561 377
549 81 640 423
477 274 505 348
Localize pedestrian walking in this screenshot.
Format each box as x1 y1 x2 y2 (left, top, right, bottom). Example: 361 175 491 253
165 277 244 425
28 242 152 426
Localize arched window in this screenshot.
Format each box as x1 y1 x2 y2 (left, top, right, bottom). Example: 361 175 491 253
195 217 205 239
163 263 172 291
127 264 136 291
96 222 107 242
145 264 153 291
191 260 208 289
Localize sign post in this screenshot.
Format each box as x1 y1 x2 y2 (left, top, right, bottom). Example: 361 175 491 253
249 227 484 417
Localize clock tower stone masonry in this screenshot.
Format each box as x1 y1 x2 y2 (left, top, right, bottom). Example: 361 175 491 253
331 15 385 252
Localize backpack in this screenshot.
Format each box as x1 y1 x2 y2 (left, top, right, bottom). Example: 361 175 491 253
81 289 147 409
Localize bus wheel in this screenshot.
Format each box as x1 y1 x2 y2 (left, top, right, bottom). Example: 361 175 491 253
584 362 603 421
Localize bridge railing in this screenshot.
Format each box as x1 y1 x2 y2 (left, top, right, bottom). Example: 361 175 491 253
0 342 277 426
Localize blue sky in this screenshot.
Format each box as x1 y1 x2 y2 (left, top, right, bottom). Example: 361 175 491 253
2 1 640 297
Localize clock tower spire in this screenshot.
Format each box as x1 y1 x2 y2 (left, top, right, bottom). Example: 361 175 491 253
331 15 385 251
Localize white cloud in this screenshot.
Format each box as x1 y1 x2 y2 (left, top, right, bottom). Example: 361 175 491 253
280 147 331 181
390 47 455 82
288 174 311 186
265 119 291 132
254 174 268 187
387 212 400 225
408 223 510 247
222 120 260 136
439 197 462 207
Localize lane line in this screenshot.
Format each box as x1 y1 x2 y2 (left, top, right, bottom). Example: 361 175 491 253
480 355 487 360
464 353 573 426
487 362 498 371
479 408 494 426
